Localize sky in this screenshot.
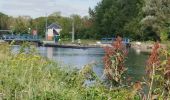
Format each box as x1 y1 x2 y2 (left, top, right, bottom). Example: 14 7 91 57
0 0 101 18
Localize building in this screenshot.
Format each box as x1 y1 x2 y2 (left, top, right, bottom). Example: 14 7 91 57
47 23 62 41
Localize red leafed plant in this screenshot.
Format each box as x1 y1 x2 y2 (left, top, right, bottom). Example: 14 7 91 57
103 36 128 85
146 42 161 100
164 57 170 98
146 42 160 78
145 42 170 99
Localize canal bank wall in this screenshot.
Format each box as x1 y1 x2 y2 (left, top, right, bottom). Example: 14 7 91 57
1 39 167 52
131 42 167 53
43 43 102 49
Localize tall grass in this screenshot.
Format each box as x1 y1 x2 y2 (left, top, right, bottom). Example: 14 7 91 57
0 43 138 100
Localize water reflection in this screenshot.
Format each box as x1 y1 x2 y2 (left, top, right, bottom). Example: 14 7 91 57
38 47 105 77
39 47 104 68
135 49 141 55
47 47 53 59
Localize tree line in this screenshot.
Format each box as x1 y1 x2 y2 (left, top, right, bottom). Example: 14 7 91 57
89 0 170 41
0 0 170 41
0 12 92 39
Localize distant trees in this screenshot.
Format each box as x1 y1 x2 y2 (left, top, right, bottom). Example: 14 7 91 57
141 0 170 41
0 12 90 39
71 15 93 39
0 12 10 30
13 16 32 34
89 0 144 39
89 0 170 41
32 13 92 39
0 0 169 41
0 14 32 34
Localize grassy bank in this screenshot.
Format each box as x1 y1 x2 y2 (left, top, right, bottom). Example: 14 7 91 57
0 44 139 100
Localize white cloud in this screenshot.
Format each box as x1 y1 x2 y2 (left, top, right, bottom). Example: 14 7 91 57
0 0 101 18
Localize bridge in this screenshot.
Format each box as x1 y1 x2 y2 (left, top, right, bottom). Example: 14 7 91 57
101 37 130 46
2 34 42 45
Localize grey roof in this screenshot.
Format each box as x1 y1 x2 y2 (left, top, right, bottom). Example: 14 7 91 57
47 23 61 29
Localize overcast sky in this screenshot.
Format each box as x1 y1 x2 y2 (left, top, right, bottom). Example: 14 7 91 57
0 0 101 18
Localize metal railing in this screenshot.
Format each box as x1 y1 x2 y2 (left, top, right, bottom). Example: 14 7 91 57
101 38 130 44
2 34 41 42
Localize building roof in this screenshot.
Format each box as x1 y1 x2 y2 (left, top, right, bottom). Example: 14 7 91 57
47 23 61 29
53 29 59 35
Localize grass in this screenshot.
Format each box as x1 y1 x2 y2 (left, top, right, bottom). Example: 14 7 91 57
0 43 140 100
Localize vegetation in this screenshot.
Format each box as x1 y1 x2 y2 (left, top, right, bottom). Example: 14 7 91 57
0 12 93 39
89 0 144 39
0 43 139 100
103 37 127 86
145 42 170 99
0 0 169 41
0 0 170 99
1 38 170 99
141 0 170 41
104 38 170 100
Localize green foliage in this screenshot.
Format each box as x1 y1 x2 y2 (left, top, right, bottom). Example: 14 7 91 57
141 0 170 41
13 16 31 34
89 0 144 39
160 30 168 41
0 13 10 30
0 12 93 40
32 17 48 37
145 43 170 99
0 0 169 41
0 44 139 99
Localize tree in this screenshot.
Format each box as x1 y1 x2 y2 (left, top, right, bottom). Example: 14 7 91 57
0 12 10 30
13 16 31 34
34 15 72 39
34 17 46 37
89 0 144 39
141 0 170 41
49 11 61 17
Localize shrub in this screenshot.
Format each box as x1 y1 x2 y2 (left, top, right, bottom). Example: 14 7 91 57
145 42 170 99
103 37 128 86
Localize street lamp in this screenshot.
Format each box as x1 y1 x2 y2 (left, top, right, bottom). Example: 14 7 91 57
71 17 75 43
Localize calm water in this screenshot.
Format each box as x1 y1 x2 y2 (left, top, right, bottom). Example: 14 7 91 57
13 46 149 81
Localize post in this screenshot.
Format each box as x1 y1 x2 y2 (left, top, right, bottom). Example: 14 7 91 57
28 28 31 34
72 19 75 43
45 13 48 41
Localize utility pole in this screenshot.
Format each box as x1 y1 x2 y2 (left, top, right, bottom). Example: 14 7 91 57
36 21 38 31
45 13 48 40
72 18 75 43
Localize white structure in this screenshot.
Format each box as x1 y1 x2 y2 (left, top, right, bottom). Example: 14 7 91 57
47 23 62 41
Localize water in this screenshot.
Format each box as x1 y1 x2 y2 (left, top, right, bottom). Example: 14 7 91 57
12 46 149 81
38 47 105 77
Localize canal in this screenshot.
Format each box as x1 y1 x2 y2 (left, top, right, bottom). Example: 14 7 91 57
13 46 149 82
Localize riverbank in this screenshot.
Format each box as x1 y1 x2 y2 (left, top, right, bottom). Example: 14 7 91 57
2 39 168 52
43 43 102 49
131 41 167 53
42 40 111 49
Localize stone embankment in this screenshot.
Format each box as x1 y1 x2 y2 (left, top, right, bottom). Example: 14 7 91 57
131 42 167 53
